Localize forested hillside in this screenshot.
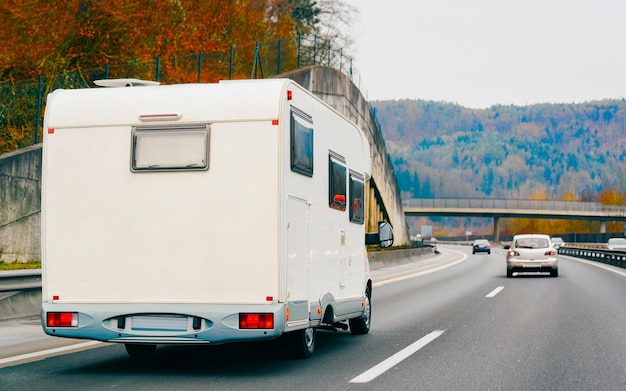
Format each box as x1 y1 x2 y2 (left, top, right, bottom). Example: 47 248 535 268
373 99 626 201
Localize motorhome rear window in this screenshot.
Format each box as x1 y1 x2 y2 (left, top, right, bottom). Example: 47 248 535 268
131 125 209 172
290 108 314 177
349 171 365 224
329 153 347 211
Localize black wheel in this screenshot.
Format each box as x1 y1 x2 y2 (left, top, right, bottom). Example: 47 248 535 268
551 268 559 277
506 269 513 278
349 289 372 335
287 327 316 359
487 250 491 254
125 343 157 358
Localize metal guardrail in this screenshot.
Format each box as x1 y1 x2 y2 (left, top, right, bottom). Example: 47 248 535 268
558 247 626 269
0 269 42 292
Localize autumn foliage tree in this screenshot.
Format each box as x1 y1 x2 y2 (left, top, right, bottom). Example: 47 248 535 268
0 0 337 153
500 188 626 236
597 188 626 232
0 0 322 82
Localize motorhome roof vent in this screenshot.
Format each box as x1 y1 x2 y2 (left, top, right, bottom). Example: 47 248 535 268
94 78 160 87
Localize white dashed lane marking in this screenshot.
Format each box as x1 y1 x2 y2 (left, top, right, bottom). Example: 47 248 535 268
486 286 505 298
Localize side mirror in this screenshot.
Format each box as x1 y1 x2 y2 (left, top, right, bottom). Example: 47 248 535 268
365 221 394 248
378 222 394 248
503 245 510 250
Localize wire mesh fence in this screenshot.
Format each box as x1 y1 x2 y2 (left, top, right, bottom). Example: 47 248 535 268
0 35 354 154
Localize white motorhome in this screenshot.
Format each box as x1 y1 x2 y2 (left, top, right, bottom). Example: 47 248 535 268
41 78 393 359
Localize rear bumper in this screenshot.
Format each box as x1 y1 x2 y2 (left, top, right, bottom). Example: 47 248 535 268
506 258 558 273
41 302 286 345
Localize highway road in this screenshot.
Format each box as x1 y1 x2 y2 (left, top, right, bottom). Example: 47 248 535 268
2 245 626 390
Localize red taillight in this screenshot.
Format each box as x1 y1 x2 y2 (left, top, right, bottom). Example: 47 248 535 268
47 312 78 327
239 313 274 329
545 250 557 256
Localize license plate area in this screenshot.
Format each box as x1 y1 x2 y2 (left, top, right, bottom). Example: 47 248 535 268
131 315 188 332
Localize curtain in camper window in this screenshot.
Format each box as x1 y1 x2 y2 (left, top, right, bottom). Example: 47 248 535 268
328 152 347 211
349 171 365 224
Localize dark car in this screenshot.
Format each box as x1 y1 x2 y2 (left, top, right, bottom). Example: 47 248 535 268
472 239 491 254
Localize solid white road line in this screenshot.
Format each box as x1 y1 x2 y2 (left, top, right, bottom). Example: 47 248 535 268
373 249 468 288
349 329 446 384
566 256 626 278
486 286 505 298
0 341 102 367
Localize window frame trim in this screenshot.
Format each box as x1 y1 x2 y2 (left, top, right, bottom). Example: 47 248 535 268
289 107 314 177
130 124 210 173
328 151 347 212
349 170 365 224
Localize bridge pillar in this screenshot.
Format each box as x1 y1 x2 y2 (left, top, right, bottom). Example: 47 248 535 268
600 221 606 233
366 182 378 233
493 216 500 243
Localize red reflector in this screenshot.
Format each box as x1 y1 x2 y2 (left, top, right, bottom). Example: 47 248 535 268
239 313 274 329
47 312 78 327
271 119 279 126
53 295 59 300
266 296 273 301
287 90 292 100
48 128 54 134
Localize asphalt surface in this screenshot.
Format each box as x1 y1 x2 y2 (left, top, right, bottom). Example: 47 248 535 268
2 245 626 390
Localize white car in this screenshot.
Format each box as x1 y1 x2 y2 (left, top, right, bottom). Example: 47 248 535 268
607 237 626 250
505 234 558 277
551 237 565 250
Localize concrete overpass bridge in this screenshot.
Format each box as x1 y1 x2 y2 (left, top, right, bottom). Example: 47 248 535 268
403 198 626 241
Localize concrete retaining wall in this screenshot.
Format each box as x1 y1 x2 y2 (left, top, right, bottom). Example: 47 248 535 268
368 247 434 269
0 144 42 263
0 290 41 320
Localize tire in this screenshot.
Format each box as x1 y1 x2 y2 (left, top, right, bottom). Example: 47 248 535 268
551 268 559 277
287 327 316 359
349 289 372 335
506 269 513 278
125 343 157 358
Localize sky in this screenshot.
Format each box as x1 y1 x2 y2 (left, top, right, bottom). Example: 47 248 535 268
343 0 626 108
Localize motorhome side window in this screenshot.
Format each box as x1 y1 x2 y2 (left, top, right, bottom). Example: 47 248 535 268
328 153 347 211
290 108 314 177
131 125 209 172
349 171 365 224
